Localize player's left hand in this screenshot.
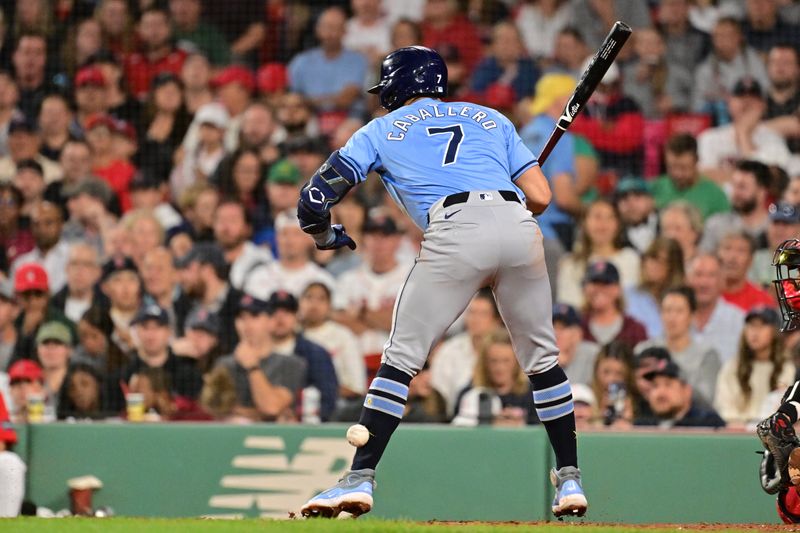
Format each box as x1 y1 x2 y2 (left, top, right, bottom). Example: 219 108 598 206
316 224 357 251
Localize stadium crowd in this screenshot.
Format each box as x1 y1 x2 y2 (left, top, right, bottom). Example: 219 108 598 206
1 0 800 433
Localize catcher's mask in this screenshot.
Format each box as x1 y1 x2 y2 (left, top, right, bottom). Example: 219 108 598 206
773 238 800 332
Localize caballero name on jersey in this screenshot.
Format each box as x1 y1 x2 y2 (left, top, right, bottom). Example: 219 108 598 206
387 104 498 141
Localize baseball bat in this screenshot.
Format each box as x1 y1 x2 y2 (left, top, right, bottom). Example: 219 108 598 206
537 21 633 165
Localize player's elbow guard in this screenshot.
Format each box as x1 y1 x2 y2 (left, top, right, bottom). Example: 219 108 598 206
296 150 361 235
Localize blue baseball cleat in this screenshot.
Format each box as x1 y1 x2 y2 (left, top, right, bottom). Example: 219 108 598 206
550 466 588 518
300 469 375 518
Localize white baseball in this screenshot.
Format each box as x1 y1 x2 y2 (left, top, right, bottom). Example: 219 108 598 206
346 424 370 447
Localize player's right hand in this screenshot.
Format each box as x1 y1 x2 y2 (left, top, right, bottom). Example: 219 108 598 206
316 224 357 251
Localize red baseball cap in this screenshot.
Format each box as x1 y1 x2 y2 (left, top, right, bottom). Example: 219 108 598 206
84 113 116 132
212 65 255 93
257 63 287 94
0 394 16 445
14 263 49 293
75 66 107 88
8 359 43 383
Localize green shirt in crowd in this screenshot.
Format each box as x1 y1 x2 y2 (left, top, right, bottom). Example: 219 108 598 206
651 174 730 220
175 24 231 66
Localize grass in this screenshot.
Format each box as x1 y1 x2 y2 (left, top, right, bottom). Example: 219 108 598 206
0 518 776 533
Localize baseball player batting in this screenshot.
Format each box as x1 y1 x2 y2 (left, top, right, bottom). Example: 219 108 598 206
296 46 587 519
756 239 800 522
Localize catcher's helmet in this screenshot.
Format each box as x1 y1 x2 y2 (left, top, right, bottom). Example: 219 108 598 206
773 239 800 331
368 46 447 111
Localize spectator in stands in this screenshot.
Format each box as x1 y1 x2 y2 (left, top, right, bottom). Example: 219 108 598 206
635 286 721 403
430 288 502 415
12 202 70 294
35 321 74 415
177 184 217 242
239 102 284 162
344 0 392 68
170 103 228 197
554 303 600 387
180 52 213 114
140 72 192 181
85 50 142 129
129 172 182 233
277 93 320 141
215 148 266 225
252 210 334 299
56 363 104 420
38 94 74 163
0 185 32 267
127 366 176 420
122 209 164 268
615 178 657 254
580 261 648 350
212 199 273 297
10 160 46 219
514 0 571 60
177 243 241 355
255 159 303 247
623 27 693 119
171 307 222 373
657 0 709 73
96 0 135 55
100 256 142 355
203 0 265 63
124 7 187 100
634 360 726 428
714 306 794 427
299 282 365 400
470 22 539 111
121 304 202 406
692 17 768 121
208 67 254 147
86 114 136 213
141 246 190 335
589 341 637 428
0 282 17 371
557 199 641 308
390 17 423 50
13 32 54 122
742 0 799 54
73 304 129 375
422 0 482 76
288 7 367 118
652 134 730 220
61 178 116 256
625 238 685 339
267 290 338 422
698 78 791 183
762 43 800 153
212 294 306 422
7 359 43 423
170 0 230 66
0 117 62 185
334 210 411 370
73 65 110 128
48 139 92 206
51 243 105 324
569 60 644 178
452 328 537 427
62 18 103 77
717 230 775 312
686 253 745 362
550 27 590 79
659 201 703 266
701 160 771 252
751 203 800 288
403 363 447 423
0 73 20 159
569 0 651 50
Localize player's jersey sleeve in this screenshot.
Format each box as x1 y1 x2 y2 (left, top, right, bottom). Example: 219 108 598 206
502 115 539 181
338 122 383 183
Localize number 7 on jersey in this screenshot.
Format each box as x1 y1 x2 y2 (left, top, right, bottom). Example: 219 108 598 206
426 125 464 166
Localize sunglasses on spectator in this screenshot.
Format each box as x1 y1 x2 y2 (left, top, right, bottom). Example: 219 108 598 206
19 290 47 299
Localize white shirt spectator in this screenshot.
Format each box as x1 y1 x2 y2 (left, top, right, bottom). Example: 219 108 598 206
344 17 391 60
692 47 768 112
556 248 641 308
430 332 476 415
0 450 25 517
11 239 71 294
334 262 410 357
228 241 274 296
247 261 336 301
64 295 91 324
691 298 745 362
303 320 366 395
714 358 795 426
382 0 425 22
515 2 572 59
698 123 791 172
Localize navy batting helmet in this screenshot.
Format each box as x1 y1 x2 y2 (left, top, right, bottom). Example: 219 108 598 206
368 46 447 111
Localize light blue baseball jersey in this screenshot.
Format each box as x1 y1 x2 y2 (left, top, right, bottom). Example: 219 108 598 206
338 97 539 229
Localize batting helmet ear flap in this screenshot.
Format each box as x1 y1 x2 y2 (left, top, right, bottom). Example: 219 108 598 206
762 449 784 494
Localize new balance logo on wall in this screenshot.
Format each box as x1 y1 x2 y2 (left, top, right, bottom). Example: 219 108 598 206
207 436 352 518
